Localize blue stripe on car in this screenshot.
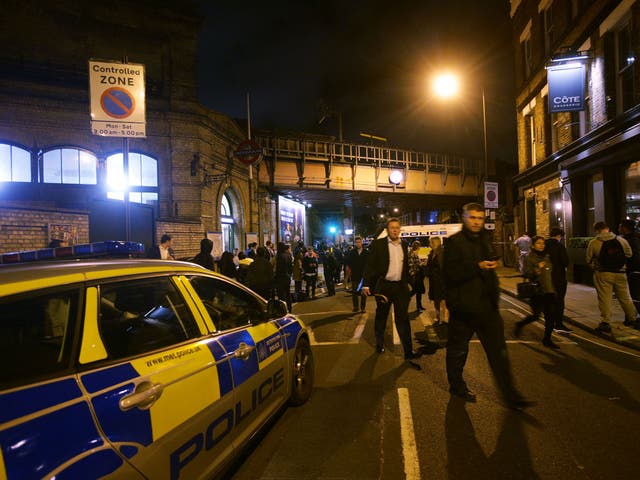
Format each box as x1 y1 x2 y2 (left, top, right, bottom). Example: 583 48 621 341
280 321 302 350
0 378 82 424
90 382 153 446
217 330 259 387
205 339 233 396
0 401 102 480
80 363 139 394
53 448 124 480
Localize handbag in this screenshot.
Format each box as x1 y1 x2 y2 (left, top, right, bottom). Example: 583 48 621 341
516 280 540 299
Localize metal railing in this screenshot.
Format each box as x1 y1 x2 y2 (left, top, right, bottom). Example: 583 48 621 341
254 135 478 174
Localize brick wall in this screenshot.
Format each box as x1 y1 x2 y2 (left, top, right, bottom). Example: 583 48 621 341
0 207 89 254
154 220 205 260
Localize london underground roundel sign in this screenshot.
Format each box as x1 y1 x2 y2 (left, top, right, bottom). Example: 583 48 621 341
234 140 263 165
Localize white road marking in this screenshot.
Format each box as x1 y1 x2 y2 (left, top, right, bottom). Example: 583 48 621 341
352 313 368 341
392 307 400 345
397 388 421 480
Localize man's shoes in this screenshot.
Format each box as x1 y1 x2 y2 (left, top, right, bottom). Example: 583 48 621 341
406 360 422 371
404 350 423 360
506 397 537 411
542 338 560 349
449 387 477 402
376 345 385 354
360 309 366 313
596 322 612 333
554 324 572 332
352 308 360 313
513 321 524 338
623 318 640 328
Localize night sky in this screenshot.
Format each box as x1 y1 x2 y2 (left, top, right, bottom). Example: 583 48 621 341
197 0 516 164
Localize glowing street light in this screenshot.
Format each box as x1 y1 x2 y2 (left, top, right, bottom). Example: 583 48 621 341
432 72 489 186
433 73 459 99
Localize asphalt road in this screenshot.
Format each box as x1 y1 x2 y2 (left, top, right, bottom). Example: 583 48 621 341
225 285 640 480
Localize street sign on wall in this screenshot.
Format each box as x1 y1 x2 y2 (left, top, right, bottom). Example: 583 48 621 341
89 60 146 137
234 139 263 165
484 181 499 209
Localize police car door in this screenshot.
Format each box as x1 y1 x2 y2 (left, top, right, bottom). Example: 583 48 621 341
185 275 287 450
0 286 143 479
78 275 236 480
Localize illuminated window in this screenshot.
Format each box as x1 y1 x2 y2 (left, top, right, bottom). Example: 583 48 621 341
0 144 31 182
43 148 97 184
106 152 158 205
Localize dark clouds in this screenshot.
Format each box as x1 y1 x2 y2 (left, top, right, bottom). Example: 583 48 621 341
197 0 516 162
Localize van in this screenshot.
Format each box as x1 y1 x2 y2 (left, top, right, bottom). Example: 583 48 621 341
376 223 463 259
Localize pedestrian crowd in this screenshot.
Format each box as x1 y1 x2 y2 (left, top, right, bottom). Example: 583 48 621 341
145 204 640 411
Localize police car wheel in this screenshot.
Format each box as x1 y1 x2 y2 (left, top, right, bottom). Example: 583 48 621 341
289 337 314 406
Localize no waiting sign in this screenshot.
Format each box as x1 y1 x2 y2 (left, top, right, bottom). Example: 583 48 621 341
89 60 146 138
484 181 499 209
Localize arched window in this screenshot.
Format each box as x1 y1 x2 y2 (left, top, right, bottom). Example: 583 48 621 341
0 144 31 182
42 148 97 184
221 192 235 251
106 152 158 205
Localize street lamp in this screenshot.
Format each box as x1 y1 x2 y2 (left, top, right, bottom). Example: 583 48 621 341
432 73 489 185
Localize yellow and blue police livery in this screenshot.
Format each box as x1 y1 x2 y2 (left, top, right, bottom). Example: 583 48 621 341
0 245 313 480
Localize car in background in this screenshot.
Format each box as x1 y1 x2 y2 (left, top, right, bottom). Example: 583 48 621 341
0 249 313 480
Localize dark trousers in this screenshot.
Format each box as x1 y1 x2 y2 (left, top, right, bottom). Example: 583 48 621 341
521 293 555 340
305 276 317 298
627 272 640 315
326 275 336 296
276 277 292 312
374 280 412 356
446 309 520 402
553 282 567 327
351 278 366 310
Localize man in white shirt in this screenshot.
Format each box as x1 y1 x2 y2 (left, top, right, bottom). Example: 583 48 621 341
362 218 421 364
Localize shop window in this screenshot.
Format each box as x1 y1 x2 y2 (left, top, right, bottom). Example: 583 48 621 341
616 21 635 113
106 152 158 205
0 143 31 182
42 148 97 184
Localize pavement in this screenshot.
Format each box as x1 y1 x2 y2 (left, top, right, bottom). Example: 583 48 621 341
496 266 640 352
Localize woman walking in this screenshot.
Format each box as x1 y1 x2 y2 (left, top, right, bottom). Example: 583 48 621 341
408 241 426 312
426 237 446 324
514 236 559 349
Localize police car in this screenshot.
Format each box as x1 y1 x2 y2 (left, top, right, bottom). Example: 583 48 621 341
0 242 314 479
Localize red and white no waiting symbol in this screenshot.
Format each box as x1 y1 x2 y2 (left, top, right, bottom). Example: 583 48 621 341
100 87 136 119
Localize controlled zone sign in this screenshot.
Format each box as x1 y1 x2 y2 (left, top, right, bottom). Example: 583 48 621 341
89 60 146 138
484 181 499 209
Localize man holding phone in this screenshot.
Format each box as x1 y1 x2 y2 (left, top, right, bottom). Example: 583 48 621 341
442 203 533 410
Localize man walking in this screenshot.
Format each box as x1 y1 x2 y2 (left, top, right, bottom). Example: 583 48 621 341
586 221 637 333
545 227 571 332
618 219 640 329
362 218 421 364
146 234 176 260
443 203 533 410
513 231 531 274
347 236 368 313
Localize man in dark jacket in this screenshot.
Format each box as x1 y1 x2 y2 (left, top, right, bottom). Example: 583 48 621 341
619 219 640 329
362 217 421 364
275 242 293 312
347 236 368 313
545 227 571 331
246 246 274 300
443 202 533 410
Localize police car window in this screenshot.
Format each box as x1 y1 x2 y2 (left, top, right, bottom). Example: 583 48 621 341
99 277 200 360
0 289 78 389
188 275 264 331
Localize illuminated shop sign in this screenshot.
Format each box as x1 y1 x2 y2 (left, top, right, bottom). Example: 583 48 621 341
547 64 585 113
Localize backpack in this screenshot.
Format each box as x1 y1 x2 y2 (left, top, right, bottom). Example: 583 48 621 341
598 237 626 272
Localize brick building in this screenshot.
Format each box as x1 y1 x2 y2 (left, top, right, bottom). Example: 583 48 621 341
510 0 640 281
0 0 264 258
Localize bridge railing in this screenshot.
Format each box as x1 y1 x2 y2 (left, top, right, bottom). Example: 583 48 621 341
254 135 477 174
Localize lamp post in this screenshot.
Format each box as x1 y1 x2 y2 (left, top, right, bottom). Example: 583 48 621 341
433 73 489 186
